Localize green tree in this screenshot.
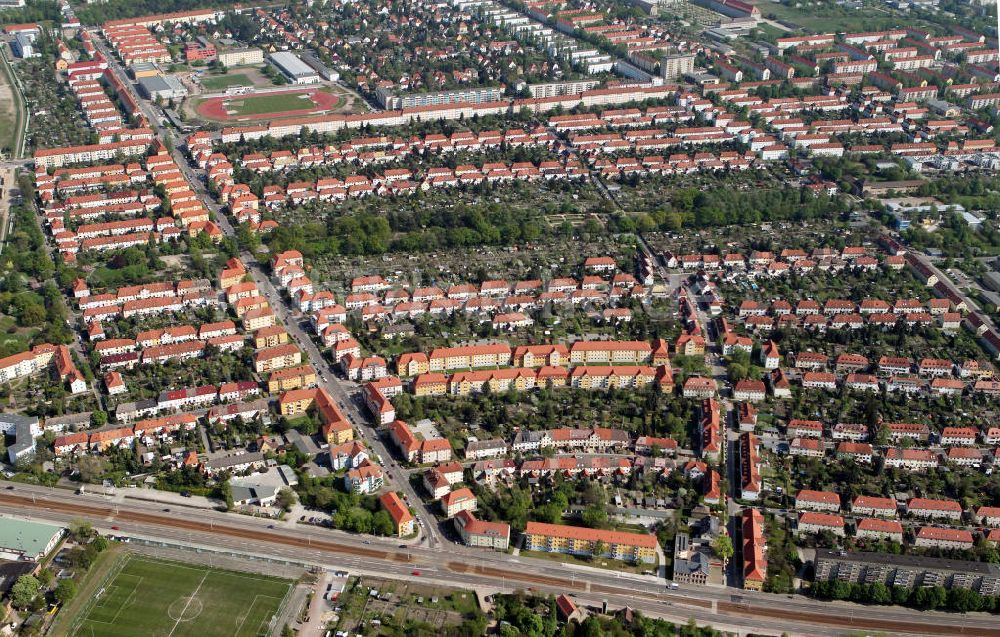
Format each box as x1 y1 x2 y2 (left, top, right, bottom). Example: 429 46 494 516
592 539 608 560
10 574 40 608
90 411 108 428
276 487 297 512
581 504 608 529
372 510 395 536
54 579 78 604
712 535 734 568
869 582 892 605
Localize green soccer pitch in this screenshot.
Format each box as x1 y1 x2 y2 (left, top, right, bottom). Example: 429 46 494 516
68 555 293 637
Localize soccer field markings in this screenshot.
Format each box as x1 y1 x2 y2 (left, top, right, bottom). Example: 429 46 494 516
232 594 285 637
165 570 209 637
83 578 142 627
70 556 292 637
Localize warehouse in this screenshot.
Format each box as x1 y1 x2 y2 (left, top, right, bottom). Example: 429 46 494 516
268 52 319 85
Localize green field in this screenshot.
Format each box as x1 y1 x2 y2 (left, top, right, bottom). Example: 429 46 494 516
200 73 253 92
68 555 292 637
0 46 27 158
762 1 925 33
228 92 314 116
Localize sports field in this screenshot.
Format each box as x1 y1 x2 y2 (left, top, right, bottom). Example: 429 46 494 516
199 73 254 92
193 87 344 122
228 92 315 116
68 555 292 637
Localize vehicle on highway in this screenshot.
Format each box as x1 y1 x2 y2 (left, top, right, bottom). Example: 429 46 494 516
411 570 421 576
111 525 120 530
669 582 679 590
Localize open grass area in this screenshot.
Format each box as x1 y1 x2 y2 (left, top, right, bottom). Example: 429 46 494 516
228 92 316 116
65 554 292 637
200 73 254 92
762 1 920 32
0 47 26 158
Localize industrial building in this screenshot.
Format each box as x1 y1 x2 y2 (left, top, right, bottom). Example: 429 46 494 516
268 52 319 85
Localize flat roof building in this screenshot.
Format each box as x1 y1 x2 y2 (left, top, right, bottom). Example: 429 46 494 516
815 548 1000 597
137 74 189 101
0 519 64 561
0 413 41 463
268 52 319 85
129 61 160 78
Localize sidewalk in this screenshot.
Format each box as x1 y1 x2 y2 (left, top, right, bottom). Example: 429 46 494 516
77 485 222 510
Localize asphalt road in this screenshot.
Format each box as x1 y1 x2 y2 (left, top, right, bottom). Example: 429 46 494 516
88 27 447 548
2 483 998 636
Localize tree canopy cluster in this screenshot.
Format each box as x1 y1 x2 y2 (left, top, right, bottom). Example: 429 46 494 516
813 580 998 613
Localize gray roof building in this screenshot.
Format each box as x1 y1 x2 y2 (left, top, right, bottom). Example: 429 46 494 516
0 414 41 464
268 52 319 84
138 75 189 100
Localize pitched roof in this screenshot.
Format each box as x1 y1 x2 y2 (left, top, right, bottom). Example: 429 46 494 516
524 521 657 548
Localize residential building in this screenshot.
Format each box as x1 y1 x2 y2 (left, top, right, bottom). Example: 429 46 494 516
379 491 414 537
814 549 1000 595
914 526 974 550
797 512 845 536
440 487 477 518
523 521 657 563
453 510 510 550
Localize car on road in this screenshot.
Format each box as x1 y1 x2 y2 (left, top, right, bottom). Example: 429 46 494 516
411 570 421 576
111 525 120 530
162 508 170 512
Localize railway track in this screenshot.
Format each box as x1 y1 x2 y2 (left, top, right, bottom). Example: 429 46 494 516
4 493 998 636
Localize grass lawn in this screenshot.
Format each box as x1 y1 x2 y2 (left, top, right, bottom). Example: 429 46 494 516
763 1 923 32
0 315 34 359
200 73 254 91
63 554 292 637
227 92 314 116
0 48 26 157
